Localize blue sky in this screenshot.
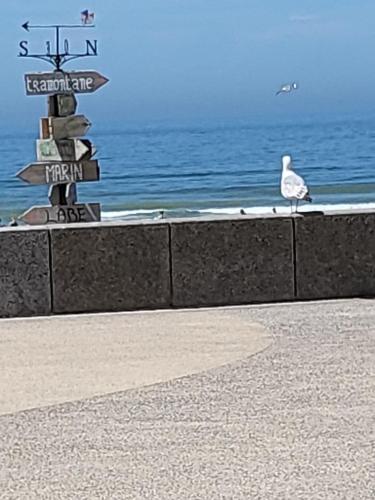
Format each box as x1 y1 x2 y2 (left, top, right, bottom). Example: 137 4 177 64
1 1 375 128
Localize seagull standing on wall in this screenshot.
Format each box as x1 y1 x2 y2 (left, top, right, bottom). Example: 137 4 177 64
276 82 298 96
280 155 312 213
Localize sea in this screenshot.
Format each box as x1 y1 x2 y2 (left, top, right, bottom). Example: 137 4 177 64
1 115 375 223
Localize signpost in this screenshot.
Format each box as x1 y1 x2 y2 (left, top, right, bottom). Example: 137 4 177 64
17 160 99 185
19 204 101 225
40 115 91 140
36 138 93 162
17 16 109 224
24 71 109 96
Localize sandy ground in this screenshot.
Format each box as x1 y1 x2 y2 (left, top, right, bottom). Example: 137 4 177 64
0 309 269 415
0 299 374 499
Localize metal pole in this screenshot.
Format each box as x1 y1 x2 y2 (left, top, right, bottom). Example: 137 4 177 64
55 26 61 70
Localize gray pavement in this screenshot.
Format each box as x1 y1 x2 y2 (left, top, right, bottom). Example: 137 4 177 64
0 299 374 499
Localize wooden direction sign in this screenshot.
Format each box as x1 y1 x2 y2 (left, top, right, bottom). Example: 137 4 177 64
48 93 77 117
19 203 101 225
25 71 109 96
17 160 99 185
40 115 91 140
36 138 94 162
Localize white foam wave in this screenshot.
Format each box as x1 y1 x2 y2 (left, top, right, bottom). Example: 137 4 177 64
102 202 375 221
102 209 164 220
196 202 375 215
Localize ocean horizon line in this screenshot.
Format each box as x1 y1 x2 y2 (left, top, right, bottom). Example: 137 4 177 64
3 111 375 138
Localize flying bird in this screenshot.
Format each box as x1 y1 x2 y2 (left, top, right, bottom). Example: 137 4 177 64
280 155 312 212
276 82 298 96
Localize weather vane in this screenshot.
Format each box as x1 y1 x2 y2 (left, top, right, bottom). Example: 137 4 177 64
18 10 97 71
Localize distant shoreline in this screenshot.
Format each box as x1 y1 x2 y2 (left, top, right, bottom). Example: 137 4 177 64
2 201 375 226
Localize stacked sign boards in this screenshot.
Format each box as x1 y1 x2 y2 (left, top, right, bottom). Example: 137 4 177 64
17 71 109 225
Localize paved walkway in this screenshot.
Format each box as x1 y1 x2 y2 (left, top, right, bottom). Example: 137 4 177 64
0 300 374 499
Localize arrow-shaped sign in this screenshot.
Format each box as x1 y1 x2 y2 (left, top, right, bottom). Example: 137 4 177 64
36 138 95 162
17 160 100 185
40 115 91 140
19 203 101 225
22 21 95 31
24 71 109 96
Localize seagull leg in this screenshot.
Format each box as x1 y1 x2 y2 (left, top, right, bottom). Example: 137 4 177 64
290 200 293 214
296 199 299 213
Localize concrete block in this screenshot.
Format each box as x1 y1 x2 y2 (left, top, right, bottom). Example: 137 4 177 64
0 229 51 317
50 223 171 314
171 217 294 307
295 212 375 299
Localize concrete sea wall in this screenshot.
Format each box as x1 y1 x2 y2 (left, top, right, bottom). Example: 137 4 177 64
0 211 374 318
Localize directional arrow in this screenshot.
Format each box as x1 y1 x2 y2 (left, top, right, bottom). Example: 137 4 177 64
50 115 91 139
75 139 92 160
40 115 91 140
24 71 109 96
21 21 95 31
17 160 100 185
19 204 101 225
36 139 94 162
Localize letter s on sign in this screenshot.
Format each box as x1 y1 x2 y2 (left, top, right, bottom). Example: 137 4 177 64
19 41 29 57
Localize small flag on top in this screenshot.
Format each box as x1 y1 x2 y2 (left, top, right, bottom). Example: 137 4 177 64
81 10 95 25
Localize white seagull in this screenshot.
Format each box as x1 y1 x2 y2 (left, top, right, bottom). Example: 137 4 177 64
280 155 312 213
276 82 298 96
